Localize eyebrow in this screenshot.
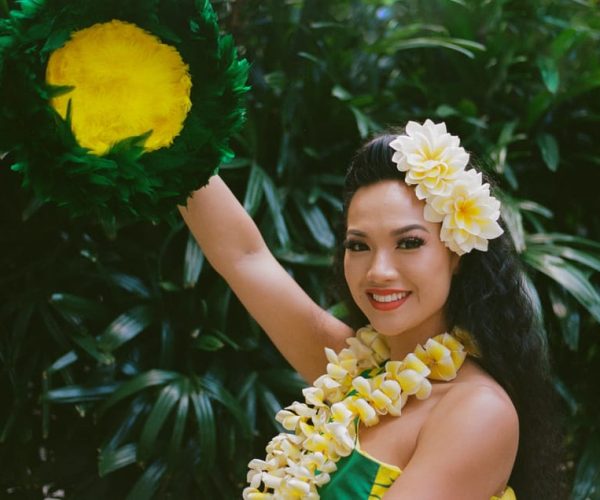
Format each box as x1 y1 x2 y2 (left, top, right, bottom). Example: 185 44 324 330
346 224 430 237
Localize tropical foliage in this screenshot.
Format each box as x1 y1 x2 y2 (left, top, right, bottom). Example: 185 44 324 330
1 0 599 498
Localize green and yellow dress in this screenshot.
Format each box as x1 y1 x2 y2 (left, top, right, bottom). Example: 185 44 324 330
318 423 516 500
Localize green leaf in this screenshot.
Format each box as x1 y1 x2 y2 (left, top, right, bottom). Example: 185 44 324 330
183 232 204 289
45 384 118 403
102 397 148 451
107 272 151 298
256 382 282 426
536 244 600 273
261 172 290 248
125 461 167 500
99 443 138 476
523 251 600 322
139 383 182 461
572 433 600 500
293 196 335 249
528 233 600 251
193 334 225 351
69 332 114 365
198 374 250 436
536 133 560 171
159 320 175 369
548 285 580 350
168 380 190 466
553 377 578 415
98 370 180 416
350 106 376 138
259 369 307 394
274 250 332 267
331 85 352 101
190 389 216 473
47 350 78 374
537 56 560 94
497 195 526 253
49 293 110 323
243 163 265 216
372 36 486 59
97 305 154 352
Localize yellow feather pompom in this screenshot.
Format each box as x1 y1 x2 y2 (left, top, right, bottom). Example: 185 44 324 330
46 19 192 155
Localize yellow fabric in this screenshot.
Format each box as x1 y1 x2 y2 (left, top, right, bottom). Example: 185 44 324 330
46 19 192 155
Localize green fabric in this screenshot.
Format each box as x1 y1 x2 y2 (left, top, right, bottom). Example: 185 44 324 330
318 448 382 500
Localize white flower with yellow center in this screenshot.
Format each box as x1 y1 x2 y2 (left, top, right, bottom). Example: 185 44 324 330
389 119 470 200
390 119 504 255
424 170 503 255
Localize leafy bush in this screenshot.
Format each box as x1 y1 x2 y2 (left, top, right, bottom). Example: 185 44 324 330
1 0 599 498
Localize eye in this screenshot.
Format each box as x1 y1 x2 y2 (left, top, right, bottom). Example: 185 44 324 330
397 236 424 250
343 239 368 252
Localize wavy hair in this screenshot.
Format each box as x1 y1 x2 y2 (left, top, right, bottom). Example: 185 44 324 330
332 133 567 499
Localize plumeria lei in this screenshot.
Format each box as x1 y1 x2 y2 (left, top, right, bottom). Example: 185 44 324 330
243 326 473 499
389 120 503 255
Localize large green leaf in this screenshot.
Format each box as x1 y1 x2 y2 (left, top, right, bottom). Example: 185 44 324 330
98 370 180 415
190 389 216 474
243 163 266 216
125 460 167 500
49 293 110 324
183 232 204 289
523 250 600 322
97 305 154 352
293 195 336 249
261 170 290 248
168 380 190 466
45 384 119 403
99 443 138 476
138 382 182 461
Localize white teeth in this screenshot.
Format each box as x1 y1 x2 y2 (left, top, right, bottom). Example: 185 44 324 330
371 292 410 303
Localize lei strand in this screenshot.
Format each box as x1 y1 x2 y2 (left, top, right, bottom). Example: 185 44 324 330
243 325 473 499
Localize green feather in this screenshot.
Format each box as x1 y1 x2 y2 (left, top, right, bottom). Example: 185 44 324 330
0 0 249 225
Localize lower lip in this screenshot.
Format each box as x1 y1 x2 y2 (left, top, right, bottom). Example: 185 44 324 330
367 293 411 311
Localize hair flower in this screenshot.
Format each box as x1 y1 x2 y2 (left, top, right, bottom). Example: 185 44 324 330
390 120 503 255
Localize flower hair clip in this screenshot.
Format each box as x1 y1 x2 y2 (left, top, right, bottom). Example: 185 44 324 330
389 119 503 255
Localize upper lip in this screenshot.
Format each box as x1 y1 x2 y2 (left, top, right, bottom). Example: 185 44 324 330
366 288 410 295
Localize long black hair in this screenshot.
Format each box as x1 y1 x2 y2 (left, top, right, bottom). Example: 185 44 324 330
332 133 567 499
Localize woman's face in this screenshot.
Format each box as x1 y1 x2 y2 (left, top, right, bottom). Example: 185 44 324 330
343 180 460 340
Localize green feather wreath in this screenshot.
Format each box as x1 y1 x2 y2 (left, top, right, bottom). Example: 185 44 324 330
0 0 249 224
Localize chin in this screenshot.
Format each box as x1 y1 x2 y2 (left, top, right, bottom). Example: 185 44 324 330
365 318 406 337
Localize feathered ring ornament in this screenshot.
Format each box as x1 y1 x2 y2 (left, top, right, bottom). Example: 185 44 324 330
0 0 249 224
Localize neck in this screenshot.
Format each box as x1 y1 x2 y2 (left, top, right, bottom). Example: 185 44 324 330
384 316 451 361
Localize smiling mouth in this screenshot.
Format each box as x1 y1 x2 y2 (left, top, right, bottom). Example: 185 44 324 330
367 291 412 311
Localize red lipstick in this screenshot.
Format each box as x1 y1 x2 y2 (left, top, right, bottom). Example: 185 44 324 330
366 289 411 311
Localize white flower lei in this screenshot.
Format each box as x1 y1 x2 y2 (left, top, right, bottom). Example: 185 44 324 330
389 119 504 255
243 326 472 499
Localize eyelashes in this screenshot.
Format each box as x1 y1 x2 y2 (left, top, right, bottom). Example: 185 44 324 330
343 236 425 251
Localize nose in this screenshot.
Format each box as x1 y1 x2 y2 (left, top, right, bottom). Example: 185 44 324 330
366 249 398 283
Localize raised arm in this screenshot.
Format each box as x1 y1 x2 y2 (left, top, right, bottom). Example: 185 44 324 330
179 174 353 382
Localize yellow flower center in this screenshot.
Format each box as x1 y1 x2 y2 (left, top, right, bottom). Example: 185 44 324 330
46 20 192 155
456 197 481 222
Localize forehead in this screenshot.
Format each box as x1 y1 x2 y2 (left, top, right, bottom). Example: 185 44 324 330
346 180 427 229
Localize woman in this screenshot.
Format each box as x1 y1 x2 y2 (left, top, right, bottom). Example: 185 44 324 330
180 120 564 499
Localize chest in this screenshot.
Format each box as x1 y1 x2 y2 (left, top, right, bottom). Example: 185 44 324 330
357 386 447 469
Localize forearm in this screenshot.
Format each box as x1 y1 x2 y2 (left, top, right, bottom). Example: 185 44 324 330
178 175 267 275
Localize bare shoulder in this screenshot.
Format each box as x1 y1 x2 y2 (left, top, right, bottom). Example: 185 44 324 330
427 377 519 445
390 368 519 499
